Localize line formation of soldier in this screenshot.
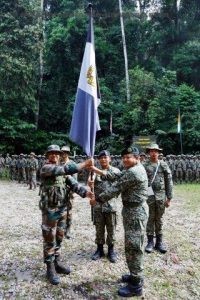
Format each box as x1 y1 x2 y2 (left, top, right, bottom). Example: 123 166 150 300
0 151 200 186
0 143 174 297
0 144 198 297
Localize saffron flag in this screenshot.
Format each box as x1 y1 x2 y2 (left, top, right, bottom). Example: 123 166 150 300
177 109 181 133
69 11 101 157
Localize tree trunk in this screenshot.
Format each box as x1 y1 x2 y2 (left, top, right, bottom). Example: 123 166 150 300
118 0 130 103
35 0 45 129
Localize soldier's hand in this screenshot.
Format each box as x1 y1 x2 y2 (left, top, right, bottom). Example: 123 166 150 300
90 195 96 206
87 179 94 189
165 199 171 208
84 158 94 170
86 190 94 199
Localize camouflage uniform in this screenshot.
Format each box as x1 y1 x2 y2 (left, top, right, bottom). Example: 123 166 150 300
93 165 120 247
16 154 27 183
40 162 88 263
175 156 186 183
98 162 148 284
27 153 38 189
144 160 173 244
10 155 17 180
0 155 5 177
185 156 195 183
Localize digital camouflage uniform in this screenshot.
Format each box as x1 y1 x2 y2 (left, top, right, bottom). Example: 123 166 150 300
27 155 38 189
144 160 173 237
175 157 186 183
16 155 27 183
98 162 148 284
40 161 88 264
93 165 121 247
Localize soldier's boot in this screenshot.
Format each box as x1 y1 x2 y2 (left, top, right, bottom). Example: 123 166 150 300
28 183 32 190
155 234 167 253
91 244 105 260
118 277 143 297
54 256 71 274
107 245 117 263
121 274 132 283
145 235 154 253
65 225 71 239
46 262 60 285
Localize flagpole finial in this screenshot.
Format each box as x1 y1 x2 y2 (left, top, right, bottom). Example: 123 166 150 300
88 3 93 9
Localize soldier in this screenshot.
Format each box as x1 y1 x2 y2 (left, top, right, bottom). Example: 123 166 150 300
90 146 148 297
0 154 5 177
88 150 120 263
144 143 173 254
139 152 147 164
16 154 26 183
39 145 93 285
185 155 195 183
60 145 75 239
27 152 38 190
10 155 17 181
175 155 186 184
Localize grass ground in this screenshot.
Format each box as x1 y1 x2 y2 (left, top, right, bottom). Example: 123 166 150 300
0 181 199 299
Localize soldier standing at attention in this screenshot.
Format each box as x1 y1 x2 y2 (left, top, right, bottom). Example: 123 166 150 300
27 152 38 190
60 145 75 239
144 143 173 254
90 147 148 297
88 150 120 263
40 145 94 285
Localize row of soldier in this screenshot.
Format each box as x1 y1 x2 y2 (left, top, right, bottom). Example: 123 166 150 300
1 152 200 186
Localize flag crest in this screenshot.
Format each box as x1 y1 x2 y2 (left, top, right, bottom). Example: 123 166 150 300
69 11 100 157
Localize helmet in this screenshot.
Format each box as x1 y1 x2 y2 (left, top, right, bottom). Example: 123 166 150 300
46 145 62 154
61 145 70 153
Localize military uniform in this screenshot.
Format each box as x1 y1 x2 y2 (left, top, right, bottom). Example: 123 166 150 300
39 145 92 285
91 150 121 262
27 153 38 189
144 143 173 254
96 147 148 297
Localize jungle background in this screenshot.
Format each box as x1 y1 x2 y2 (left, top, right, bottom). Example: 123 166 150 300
0 0 200 155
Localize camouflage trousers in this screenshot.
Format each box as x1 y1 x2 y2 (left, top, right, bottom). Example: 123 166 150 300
185 169 194 182
28 171 37 189
66 198 73 230
176 169 184 183
93 210 117 246
41 207 67 263
146 196 165 235
18 168 26 183
122 204 148 282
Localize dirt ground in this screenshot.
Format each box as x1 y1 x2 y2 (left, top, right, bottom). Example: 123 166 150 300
0 180 199 300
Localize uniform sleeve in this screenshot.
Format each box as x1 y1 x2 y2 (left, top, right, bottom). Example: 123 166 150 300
65 176 87 198
98 170 133 203
40 162 79 178
162 162 173 199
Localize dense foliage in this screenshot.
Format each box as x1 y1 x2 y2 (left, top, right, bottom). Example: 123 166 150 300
0 0 199 154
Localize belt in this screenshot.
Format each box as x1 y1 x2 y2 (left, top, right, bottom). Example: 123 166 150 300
122 202 141 208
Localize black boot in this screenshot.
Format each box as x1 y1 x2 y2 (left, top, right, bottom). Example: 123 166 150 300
121 274 132 283
118 277 143 297
107 245 117 263
65 226 71 239
46 262 60 285
145 235 154 253
54 256 71 274
91 244 105 260
155 234 167 253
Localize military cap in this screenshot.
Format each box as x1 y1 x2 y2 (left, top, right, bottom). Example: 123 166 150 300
98 150 110 158
140 152 146 157
20 153 24 156
146 143 162 153
46 145 62 154
121 146 139 156
30 152 35 156
61 145 71 153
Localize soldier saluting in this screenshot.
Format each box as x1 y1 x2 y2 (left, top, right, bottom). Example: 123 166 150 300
39 145 94 285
